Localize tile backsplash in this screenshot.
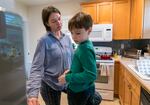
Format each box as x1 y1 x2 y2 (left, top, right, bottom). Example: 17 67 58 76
93 39 150 55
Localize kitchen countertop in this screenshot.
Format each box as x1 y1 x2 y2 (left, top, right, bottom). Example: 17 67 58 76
117 57 150 94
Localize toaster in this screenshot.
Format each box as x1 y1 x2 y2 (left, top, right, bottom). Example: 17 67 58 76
123 48 142 59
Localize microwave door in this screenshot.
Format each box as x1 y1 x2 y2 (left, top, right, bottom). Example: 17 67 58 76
90 30 104 41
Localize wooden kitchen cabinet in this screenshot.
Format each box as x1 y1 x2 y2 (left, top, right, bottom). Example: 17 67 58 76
112 0 131 40
130 0 144 39
130 0 150 39
81 1 131 40
81 2 112 24
119 64 125 105
81 0 150 39
113 0 150 39
124 69 140 105
114 61 119 96
119 63 141 105
96 2 112 24
81 3 97 24
124 79 131 105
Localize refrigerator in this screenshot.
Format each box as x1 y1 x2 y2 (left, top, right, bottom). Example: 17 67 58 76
0 11 27 105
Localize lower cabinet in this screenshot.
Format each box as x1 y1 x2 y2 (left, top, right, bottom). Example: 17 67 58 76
124 79 132 105
119 64 125 105
114 61 119 95
131 90 140 105
119 64 140 105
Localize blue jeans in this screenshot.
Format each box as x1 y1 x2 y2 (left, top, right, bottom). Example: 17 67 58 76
40 81 67 105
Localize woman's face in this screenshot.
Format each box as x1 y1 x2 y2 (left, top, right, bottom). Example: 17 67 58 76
47 13 62 32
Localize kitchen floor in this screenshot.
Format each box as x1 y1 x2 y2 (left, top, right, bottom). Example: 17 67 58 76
38 93 120 105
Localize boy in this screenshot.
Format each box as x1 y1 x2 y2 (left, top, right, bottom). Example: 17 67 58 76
58 12 101 105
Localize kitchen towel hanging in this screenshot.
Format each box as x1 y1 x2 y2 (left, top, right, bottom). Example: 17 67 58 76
99 63 110 76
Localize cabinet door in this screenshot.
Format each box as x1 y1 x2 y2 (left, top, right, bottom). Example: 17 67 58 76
130 0 144 39
125 68 141 105
130 91 140 105
81 3 97 24
124 79 132 105
97 2 112 24
119 64 125 105
113 0 130 40
114 62 119 95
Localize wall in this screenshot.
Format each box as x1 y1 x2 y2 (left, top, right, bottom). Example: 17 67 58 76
143 0 150 39
0 0 28 19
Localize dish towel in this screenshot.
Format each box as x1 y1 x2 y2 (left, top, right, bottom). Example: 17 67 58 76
99 64 110 76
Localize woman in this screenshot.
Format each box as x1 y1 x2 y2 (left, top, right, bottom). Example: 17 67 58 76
26 6 73 105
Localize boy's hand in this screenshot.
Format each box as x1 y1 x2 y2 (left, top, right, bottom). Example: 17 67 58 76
58 69 69 84
63 69 69 74
58 74 66 85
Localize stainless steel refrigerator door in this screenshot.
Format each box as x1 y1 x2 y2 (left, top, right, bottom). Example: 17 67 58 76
0 11 27 105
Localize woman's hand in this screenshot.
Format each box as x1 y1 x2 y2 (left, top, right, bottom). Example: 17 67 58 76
27 97 40 105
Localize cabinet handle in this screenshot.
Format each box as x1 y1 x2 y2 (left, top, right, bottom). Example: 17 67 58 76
128 84 131 89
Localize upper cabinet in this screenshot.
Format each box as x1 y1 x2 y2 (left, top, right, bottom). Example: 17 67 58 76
81 1 130 40
81 2 112 24
130 0 150 39
130 0 144 39
96 2 112 24
81 3 97 24
112 0 131 39
81 0 150 40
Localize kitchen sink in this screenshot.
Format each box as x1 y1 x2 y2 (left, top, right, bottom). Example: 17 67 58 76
128 64 150 80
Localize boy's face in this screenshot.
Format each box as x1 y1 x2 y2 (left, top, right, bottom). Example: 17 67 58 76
71 27 92 44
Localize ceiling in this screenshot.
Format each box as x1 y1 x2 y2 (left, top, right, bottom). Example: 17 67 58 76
15 0 90 6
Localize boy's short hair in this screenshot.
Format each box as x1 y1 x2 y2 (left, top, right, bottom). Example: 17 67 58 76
68 12 93 31
42 6 61 31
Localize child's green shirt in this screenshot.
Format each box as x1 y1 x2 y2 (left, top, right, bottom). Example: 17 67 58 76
65 40 97 92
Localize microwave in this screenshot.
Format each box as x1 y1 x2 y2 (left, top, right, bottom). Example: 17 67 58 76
89 24 112 42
